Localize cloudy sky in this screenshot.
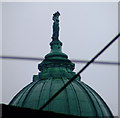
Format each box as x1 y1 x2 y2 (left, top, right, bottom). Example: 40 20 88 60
1 2 118 116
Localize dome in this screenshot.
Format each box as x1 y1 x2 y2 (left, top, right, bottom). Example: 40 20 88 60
9 77 113 117
9 12 113 117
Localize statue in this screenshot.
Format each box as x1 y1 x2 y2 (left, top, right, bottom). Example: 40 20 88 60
52 11 60 41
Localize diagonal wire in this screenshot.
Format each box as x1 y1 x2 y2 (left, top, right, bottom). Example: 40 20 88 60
39 33 120 111
0 56 120 66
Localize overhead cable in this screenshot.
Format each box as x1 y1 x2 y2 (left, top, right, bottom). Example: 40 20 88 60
0 56 119 66
39 33 120 110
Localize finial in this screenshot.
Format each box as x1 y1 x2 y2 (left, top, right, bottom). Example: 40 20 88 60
52 11 60 41
38 12 76 78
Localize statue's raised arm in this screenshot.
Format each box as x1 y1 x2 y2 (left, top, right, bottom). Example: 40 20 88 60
52 11 60 41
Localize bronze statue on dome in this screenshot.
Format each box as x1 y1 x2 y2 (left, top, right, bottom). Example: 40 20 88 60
52 11 60 41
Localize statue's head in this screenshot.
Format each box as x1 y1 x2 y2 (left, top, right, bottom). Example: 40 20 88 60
52 11 60 21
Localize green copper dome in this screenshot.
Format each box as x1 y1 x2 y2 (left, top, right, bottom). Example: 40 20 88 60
9 77 113 117
9 12 113 117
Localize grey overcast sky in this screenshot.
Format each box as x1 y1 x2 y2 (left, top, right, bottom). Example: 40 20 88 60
1 2 118 116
